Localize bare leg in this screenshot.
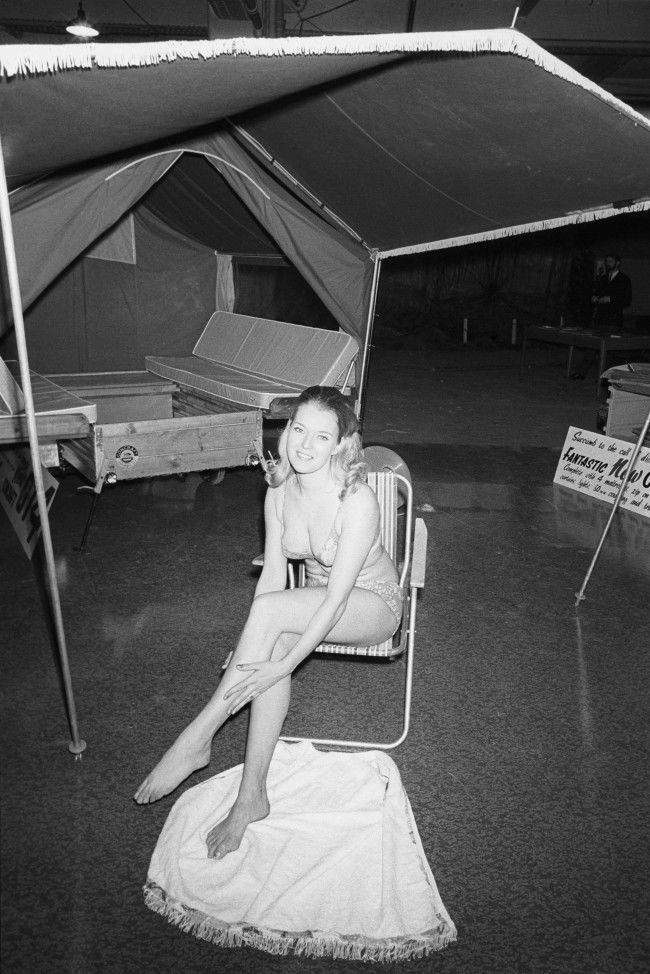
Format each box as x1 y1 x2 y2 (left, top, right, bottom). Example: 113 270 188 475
205 635 296 859
134 597 286 803
134 588 395 804
134 592 313 804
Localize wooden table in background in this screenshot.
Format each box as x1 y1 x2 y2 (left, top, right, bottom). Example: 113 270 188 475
520 326 650 391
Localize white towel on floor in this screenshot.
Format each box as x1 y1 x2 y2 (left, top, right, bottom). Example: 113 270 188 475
144 740 456 962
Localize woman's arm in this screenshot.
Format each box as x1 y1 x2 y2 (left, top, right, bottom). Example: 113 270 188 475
277 485 379 673
254 486 288 596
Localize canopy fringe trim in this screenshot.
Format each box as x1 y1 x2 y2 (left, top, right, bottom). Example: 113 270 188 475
378 199 650 260
0 30 647 127
143 881 456 963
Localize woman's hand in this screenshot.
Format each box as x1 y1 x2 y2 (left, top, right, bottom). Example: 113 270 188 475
224 660 289 715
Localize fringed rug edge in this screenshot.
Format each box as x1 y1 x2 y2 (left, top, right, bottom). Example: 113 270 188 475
143 879 457 963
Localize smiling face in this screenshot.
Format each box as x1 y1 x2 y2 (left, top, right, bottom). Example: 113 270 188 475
286 402 340 476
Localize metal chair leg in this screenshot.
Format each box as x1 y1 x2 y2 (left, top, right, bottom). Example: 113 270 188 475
281 587 417 751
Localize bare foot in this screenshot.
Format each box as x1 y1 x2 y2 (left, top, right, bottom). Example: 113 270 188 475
133 734 211 804
206 790 270 859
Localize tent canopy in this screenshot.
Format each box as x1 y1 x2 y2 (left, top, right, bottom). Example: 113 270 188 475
237 51 650 255
0 37 402 190
2 32 648 234
1 29 649 361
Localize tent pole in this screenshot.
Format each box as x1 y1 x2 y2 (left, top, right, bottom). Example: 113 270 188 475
575 406 650 607
0 135 86 758
356 256 381 425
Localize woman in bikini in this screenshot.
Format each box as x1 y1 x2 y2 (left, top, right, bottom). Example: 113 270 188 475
134 385 402 860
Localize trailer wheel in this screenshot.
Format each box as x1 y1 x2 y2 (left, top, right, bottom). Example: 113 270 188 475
201 469 226 486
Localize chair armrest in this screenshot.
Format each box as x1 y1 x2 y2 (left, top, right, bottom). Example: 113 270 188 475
410 518 428 589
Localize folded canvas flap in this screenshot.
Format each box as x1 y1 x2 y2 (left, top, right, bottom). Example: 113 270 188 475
0 357 25 415
5 361 97 424
193 312 358 387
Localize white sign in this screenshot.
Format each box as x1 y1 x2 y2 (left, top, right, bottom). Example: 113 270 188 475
554 427 650 520
0 447 59 557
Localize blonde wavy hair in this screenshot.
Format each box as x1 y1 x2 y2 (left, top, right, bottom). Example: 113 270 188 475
265 386 367 499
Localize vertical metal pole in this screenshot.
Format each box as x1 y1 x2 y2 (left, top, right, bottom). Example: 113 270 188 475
575 407 650 607
356 256 381 425
406 0 418 32
0 135 86 757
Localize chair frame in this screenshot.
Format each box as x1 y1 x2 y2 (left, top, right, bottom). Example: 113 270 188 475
278 471 428 750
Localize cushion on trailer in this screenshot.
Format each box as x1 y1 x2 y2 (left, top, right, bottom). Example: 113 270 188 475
146 312 358 410
144 357 304 410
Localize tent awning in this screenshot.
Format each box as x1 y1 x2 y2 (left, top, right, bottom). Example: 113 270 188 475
2 28 649 257
236 48 650 256
2 28 650 343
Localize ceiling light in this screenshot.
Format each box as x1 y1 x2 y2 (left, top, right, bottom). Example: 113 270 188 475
66 3 99 38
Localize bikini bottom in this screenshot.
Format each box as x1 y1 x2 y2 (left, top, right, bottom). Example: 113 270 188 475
306 575 403 629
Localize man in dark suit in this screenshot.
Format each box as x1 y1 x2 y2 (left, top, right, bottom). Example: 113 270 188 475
591 253 633 335
570 254 633 378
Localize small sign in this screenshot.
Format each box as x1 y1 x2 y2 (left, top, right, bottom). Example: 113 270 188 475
0 447 59 557
115 444 138 465
554 427 650 520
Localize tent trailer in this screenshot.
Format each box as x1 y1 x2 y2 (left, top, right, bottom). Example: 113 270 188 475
4 309 358 491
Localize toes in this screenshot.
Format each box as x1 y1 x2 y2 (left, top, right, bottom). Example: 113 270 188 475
211 841 234 861
134 777 150 801
134 780 157 804
206 831 235 860
207 841 223 859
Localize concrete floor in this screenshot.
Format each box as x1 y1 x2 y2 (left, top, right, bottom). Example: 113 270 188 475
1 343 649 973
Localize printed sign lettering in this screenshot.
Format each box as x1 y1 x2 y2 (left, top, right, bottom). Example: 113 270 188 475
554 427 650 520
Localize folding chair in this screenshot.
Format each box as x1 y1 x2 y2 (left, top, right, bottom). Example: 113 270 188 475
253 463 428 750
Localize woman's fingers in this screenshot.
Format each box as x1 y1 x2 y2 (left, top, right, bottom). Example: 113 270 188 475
223 676 252 700
223 665 262 701
224 660 277 712
227 688 249 709
226 684 259 715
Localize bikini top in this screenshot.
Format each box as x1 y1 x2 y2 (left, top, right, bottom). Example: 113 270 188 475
280 482 382 569
282 521 343 566
281 499 342 566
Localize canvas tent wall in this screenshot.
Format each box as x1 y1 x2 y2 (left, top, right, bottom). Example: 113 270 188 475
1 151 355 374
1 133 373 377
1 29 650 396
